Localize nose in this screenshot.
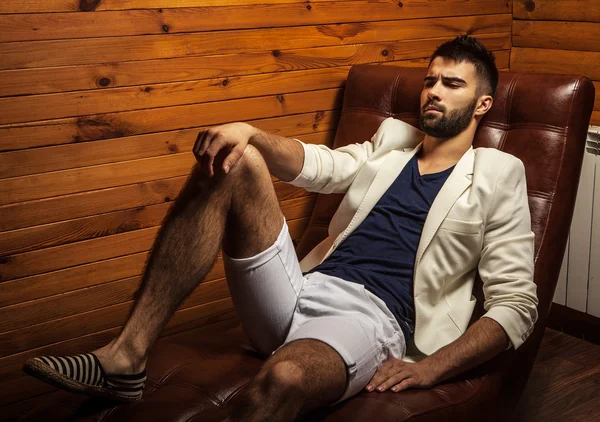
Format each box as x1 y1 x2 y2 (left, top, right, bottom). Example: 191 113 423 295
427 81 442 102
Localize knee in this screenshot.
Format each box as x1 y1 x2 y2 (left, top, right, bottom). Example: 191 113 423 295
229 144 269 179
261 360 305 395
188 144 268 187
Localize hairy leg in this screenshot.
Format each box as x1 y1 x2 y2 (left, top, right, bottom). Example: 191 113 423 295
227 339 348 422
95 145 285 374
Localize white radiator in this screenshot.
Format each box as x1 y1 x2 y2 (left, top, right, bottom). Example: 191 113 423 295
554 125 600 317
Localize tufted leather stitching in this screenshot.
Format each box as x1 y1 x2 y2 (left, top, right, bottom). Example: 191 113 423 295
145 359 201 394
527 190 553 200
400 376 490 420
531 79 580 263
390 68 404 117
155 379 229 408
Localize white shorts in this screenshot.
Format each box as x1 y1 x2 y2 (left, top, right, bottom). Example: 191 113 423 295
222 217 406 403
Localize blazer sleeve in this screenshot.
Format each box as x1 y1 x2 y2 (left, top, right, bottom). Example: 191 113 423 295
287 138 374 194
478 157 539 350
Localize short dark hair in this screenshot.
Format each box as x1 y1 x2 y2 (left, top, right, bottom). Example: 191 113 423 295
428 35 498 98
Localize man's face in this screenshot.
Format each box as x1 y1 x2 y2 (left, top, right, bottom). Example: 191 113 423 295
419 57 481 139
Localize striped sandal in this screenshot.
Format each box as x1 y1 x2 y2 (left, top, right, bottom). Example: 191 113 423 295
23 353 146 402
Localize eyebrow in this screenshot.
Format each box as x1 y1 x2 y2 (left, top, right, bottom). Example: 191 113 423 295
424 76 467 85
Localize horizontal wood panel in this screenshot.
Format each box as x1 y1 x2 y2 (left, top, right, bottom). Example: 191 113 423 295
592 111 600 126
0 253 147 307
595 81 600 111
0 298 237 405
0 177 184 233
0 0 514 14
1 226 158 281
510 47 600 81
0 14 511 70
0 128 331 231
513 20 600 52
0 33 510 97
0 0 339 13
0 88 342 151
514 0 600 23
0 271 230 343
0 192 316 255
0 114 336 179
0 153 195 206
0 0 511 43
0 216 309 281
0 47 509 125
1 66 351 125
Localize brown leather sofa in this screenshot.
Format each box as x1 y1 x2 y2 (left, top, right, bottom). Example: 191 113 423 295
20 65 595 421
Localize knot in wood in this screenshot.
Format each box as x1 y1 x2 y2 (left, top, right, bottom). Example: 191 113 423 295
525 0 535 12
96 77 112 87
79 0 101 12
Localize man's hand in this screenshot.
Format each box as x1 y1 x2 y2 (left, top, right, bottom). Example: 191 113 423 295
193 122 258 177
365 359 438 393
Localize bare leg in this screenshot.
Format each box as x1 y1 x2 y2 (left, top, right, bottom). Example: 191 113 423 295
94 145 285 374
227 339 348 422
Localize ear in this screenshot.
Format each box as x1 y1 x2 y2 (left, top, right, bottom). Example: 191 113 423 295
474 95 493 117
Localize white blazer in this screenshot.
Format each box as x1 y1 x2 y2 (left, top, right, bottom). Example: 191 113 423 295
289 117 538 360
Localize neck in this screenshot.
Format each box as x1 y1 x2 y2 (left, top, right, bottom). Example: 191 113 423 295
419 122 475 163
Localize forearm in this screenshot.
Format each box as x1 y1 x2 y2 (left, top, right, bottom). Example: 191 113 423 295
249 127 304 182
420 317 509 384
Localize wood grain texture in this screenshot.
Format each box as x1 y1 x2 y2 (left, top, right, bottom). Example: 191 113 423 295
0 0 511 42
0 137 332 232
513 20 600 52
513 0 600 24
0 88 342 151
0 14 511 70
0 252 148 307
0 0 513 14
0 33 510 97
0 193 316 256
513 329 600 422
0 208 310 281
0 67 351 125
0 187 316 307
0 127 334 180
0 49 509 125
510 48 600 81
0 278 230 356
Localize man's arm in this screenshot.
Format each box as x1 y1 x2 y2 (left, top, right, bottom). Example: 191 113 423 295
193 122 304 182
193 121 376 193
366 318 508 392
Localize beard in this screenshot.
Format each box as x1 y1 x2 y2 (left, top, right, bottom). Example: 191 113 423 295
419 97 478 139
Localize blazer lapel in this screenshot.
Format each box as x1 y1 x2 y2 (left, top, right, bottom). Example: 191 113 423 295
415 147 475 267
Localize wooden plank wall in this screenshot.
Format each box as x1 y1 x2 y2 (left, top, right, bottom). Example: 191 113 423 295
512 0 600 125
0 0 511 418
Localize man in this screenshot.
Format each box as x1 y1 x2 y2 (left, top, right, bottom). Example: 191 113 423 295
24 35 538 421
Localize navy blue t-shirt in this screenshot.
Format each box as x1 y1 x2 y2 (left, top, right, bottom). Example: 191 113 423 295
306 154 454 343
